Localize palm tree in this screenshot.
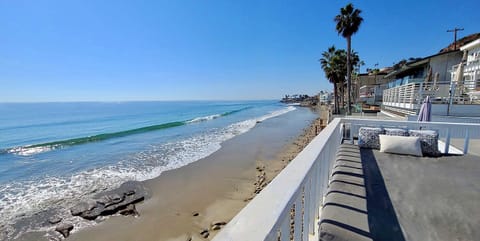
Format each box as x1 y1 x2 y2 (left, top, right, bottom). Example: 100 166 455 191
335 3 363 115
320 46 346 114
348 51 362 104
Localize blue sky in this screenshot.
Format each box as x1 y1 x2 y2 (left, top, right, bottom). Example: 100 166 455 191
0 0 479 102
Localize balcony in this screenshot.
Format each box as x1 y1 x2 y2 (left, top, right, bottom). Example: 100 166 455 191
465 59 480 72
382 82 450 115
212 118 480 241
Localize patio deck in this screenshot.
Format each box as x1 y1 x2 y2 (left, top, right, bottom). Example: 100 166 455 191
320 143 480 241
370 149 480 241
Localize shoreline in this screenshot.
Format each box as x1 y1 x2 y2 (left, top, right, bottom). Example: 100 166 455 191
15 107 323 241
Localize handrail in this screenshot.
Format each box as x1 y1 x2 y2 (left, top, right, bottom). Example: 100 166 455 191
212 118 342 241
341 118 480 154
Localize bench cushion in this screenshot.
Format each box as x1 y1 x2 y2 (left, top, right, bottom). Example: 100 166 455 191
358 127 384 149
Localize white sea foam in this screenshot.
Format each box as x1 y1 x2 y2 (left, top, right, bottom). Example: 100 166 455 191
0 105 296 239
186 114 222 124
6 145 58 156
258 105 296 122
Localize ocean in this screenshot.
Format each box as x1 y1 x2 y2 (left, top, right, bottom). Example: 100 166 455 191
0 100 299 239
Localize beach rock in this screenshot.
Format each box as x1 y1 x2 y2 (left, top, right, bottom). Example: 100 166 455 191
192 212 199 217
70 201 96 216
71 181 148 220
210 221 226 231
47 216 62 224
55 223 73 238
211 224 222 230
96 193 124 207
78 204 105 220
211 221 227 226
119 204 139 217
200 230 209 239
200 229 209 238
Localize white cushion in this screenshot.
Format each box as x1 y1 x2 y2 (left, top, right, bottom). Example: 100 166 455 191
379 135 423 157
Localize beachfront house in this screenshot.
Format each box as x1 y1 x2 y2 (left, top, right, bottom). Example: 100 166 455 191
355 68 394 106
381 50 463 116
381 33 480 117
319 91 332 105
452 38 480 101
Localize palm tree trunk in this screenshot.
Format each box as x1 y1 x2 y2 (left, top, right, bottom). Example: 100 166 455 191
333 82 339 114
346 36 352 115
339 85 344 110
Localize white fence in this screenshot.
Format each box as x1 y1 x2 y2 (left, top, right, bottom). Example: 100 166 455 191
343 118 480 154
212 118 480 241
212 118 342 241
382 80 480 115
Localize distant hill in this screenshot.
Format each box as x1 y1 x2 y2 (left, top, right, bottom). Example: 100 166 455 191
439 32 480 53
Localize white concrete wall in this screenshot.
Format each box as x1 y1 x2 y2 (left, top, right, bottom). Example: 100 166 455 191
429 104 480 116
430 51 462 82
408 115 480 123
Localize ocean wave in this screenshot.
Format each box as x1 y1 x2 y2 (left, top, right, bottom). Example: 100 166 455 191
0 105 296 239
186 114 222 123
1 107 253 156
257 105 296 122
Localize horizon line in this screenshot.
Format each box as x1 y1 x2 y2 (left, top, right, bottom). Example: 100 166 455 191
0 98 281 104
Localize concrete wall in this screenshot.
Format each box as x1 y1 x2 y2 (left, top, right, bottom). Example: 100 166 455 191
408 114 480 123
430 51 463 82
357 74 394 86
427 104 480 116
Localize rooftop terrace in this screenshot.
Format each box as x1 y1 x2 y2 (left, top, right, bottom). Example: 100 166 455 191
212 118 480 241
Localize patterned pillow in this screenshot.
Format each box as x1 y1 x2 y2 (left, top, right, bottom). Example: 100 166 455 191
385 128 409 136
358 127 384 149
408 130 441 156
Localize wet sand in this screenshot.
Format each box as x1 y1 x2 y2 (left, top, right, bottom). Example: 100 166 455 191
65 108 322 241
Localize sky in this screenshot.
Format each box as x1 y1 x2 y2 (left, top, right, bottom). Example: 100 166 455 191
0 0 479 102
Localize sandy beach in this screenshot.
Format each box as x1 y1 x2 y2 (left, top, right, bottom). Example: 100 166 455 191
54 107 323 241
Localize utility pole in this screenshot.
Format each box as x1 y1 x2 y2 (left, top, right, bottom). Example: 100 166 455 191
447 27 464 50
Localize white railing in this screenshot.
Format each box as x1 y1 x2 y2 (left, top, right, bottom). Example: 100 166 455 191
212 118 343 241
342 118 480 154
383 80 480 114
212 118 480 241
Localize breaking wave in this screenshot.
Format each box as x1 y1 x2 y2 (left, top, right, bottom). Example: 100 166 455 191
1 107 253 156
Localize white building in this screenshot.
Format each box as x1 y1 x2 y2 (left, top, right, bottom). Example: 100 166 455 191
381 35 480 117
318 91 332 104
455 39 480 99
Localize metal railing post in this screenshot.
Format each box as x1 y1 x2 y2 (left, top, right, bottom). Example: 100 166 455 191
463 129 470 155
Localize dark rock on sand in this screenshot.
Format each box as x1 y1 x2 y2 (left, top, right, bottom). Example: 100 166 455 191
96 193 124 207
119 204 139 216
47 216 62 224
71 181 148 220
211 225 222 231
210 221 227 231
211 221 227 226
55 223 73 238
78 204 106 220
200 229 209 238
70 201 96 216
